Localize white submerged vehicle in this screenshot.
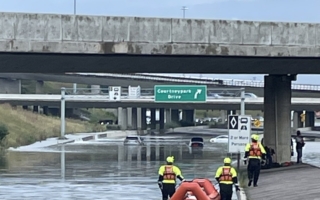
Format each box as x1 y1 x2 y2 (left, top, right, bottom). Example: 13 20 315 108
209 135 229 144
123 136 144 145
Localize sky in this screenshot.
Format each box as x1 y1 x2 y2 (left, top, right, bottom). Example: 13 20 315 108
2 0 320 84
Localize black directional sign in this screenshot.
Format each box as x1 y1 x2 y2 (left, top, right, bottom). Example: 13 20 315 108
228 115 239 130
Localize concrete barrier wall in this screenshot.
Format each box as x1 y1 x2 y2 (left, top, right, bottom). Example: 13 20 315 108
0 12 319 56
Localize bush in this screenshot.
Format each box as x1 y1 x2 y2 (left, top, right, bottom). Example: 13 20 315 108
165 122 181 130
87 108 116 124
106 124 121 130
0 124 9 141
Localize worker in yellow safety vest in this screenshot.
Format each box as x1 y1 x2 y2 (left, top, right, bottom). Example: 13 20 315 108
158 156 185 200
215 157 240 200
244 134 266 187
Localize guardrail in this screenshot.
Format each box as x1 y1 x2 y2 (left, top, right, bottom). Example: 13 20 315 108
70 73 320 92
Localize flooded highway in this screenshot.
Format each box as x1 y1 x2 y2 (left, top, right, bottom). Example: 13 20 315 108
0 134 319 200
0 135 235 200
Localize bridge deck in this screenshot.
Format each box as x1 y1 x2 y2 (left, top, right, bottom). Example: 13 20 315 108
245 164 320 200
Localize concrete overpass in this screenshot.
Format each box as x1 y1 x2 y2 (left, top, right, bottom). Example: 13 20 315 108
0 12 320 74
2 11 320 163
1 73 320 98
1 95 320 111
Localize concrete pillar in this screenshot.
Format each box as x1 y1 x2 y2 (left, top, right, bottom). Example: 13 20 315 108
150 108 156 129
121 108 127 130
141 108 147 130
182 109 195 123
171 109 179 123
132 107 137 129
159 108 165 133
165 109 171 123
305 111 315 127
118 107 127 130
293 111 303 130
91 85 100 94
35 80 44 94
264 75 293 164
0 78 21 94
137 107 142 131
127 107 133 129
220 110 227 123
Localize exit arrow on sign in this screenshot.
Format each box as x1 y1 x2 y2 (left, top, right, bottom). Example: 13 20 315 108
194 89 202 99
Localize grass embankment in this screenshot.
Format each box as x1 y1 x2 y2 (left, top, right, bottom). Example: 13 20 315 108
0 104 98 148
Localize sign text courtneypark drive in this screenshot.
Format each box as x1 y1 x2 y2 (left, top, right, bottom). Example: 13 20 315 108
154 85 207 102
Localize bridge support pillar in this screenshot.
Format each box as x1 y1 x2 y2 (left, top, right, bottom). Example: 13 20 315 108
117 107 127 130
127 107 133 129
293 111 303 130
159 108 165 134
171 109 179 124
264 75 295 164
305 111 315 127
131 108 137 129
220 110 227 123
182 109 195 124
165 109 171 124
0 78 21 94
136 108 142 133
150 108 156 130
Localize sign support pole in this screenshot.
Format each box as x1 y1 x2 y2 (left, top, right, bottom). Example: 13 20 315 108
237 88 245 171
60 87 66 139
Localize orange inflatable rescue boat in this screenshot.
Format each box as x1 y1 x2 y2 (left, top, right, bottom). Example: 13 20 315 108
171 178 221 200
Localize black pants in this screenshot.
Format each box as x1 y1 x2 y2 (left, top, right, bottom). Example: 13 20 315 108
247 158 261 185
219 183 233 200
296 148 302 163
161 183 175 200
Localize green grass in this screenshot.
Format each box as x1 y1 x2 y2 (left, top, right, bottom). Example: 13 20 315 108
21 80 88 94
0 104 99 148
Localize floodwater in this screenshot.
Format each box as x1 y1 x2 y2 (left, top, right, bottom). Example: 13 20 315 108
0 135 238 200
0 135 319 200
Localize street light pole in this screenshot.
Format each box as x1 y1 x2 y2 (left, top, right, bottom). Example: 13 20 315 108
74 0 76 15
181 6 188 18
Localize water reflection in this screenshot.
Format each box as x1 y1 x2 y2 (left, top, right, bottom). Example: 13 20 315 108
0 141 234 199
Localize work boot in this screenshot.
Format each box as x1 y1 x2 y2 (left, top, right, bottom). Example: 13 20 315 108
248 180 252 187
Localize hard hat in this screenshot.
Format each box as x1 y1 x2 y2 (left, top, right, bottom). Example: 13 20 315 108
224 157 231 164
251 134 259 141
166 156 174 163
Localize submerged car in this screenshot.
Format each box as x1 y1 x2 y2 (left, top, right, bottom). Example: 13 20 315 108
209 135 229 144
123 136 144 145
188 137 204 148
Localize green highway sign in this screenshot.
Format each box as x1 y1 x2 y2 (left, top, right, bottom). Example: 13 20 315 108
154 85 207 103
